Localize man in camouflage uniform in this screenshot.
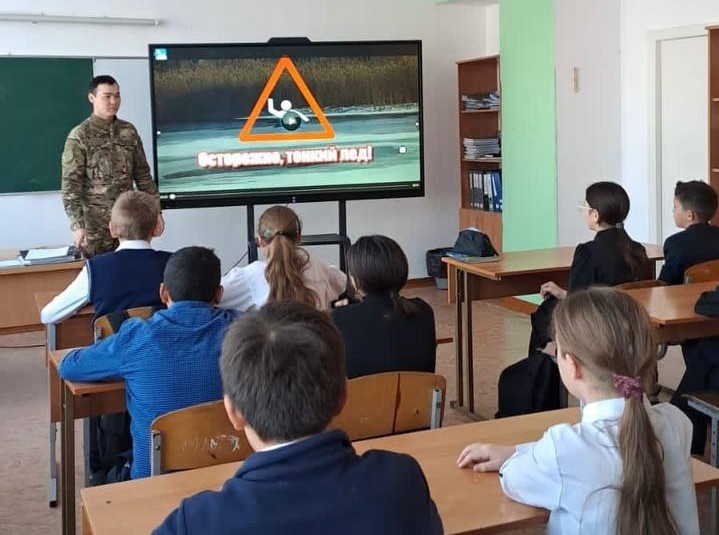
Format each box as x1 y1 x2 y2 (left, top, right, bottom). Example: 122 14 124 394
62 75 159 257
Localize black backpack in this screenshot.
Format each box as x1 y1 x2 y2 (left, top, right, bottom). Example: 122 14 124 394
495 350 561 418
451 228 498 257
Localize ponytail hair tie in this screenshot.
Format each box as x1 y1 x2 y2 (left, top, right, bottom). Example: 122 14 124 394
615 222 624 229
613 374 643 400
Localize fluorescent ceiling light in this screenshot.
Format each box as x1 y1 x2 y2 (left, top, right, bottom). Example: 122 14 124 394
0 12 159 26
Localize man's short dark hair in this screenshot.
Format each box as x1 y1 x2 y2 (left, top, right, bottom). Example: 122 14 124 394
163 246 220 303
675 180 718 222
89 75 118 94
220 301 346 442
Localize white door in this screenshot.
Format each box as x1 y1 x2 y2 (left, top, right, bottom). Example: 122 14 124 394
659 36 707 242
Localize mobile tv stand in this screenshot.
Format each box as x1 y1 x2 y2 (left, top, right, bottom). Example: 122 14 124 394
246 200 351 272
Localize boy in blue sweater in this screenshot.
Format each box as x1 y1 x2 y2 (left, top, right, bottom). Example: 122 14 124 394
58 246 237 479
153 301 443 535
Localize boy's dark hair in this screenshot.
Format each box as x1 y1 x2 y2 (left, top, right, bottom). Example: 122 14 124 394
163 246 220 303
89 75 118 94
346 235 416 316
674 180 718 223
220 301 346 442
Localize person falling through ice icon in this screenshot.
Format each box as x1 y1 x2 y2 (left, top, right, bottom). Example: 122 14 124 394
267 97 310 132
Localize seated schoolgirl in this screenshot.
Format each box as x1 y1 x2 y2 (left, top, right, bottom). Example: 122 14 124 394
459 288 699 535
530 181 652 352
220 206 347 311
331 235 436 378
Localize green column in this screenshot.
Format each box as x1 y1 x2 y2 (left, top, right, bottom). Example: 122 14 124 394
500 0 557 251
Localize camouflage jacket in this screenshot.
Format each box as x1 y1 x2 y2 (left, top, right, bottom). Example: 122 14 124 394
61 115 158 234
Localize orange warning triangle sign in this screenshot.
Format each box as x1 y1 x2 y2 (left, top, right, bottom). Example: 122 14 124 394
239 56 335 142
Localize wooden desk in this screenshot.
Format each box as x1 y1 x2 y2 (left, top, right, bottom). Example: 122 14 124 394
36 292 95 510
0 249 83 333
622 282 719 343
50 349 124 535
442 244 664 416
79 407 719 535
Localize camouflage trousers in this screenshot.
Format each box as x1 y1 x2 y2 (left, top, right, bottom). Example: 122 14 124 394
82 230 118 258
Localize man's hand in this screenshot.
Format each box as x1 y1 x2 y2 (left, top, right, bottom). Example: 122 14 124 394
72 228 87 249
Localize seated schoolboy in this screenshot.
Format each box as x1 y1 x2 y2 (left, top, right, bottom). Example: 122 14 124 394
658 179 719 284
659 181 719 454
41 190 170 324
153 301 443 535
220 205 346 312
58 246 237 479
331 235 436 378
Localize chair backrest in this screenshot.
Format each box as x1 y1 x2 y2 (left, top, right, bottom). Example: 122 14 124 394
684 260 719 284
93 305 160 341
150 400 253 476
330 371 446 441
615 279 668 290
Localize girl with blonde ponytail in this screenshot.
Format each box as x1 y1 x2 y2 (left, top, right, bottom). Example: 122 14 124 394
220 206 346 311
458 287 699 535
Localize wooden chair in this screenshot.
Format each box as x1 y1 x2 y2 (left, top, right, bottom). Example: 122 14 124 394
616 279 670 360
330 371 446 441
615 279 668 291
684 259 719 284
150 400 253 476
93 305 160 341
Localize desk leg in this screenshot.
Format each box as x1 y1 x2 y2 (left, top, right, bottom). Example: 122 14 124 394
463 271 474 414
452 268 465 409
49 423 57 507
61 382 76 535
711 417 717 535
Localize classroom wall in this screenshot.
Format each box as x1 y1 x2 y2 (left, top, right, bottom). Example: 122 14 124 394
620 0 719 242
554 0 621 246
0 0 493 276
499 0 557 252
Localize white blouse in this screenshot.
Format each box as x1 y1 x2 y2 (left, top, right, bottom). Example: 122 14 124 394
499 398 699 535
220 253 346 312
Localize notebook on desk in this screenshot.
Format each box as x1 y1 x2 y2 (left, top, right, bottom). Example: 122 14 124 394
445 251 501 264
18 246 79 266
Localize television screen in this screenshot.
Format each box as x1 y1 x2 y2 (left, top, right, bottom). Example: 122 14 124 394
148 40 424 208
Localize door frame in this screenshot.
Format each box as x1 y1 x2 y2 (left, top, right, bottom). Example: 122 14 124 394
648 24 709 244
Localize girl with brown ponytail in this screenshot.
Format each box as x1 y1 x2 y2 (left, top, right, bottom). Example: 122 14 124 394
220 206 346 311
458 288 699 535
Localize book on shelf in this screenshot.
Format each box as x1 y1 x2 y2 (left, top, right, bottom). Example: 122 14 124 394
467 170 502 213
17 246 79 266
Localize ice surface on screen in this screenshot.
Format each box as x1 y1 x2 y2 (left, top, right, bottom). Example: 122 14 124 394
150 42 422 204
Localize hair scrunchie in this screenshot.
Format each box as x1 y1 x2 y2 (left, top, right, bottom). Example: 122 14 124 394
613 374 643 400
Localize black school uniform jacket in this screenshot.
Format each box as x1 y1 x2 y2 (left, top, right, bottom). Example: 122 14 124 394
567 227 649 291
152 430 443 535
331 294 436 379
658 223 719 285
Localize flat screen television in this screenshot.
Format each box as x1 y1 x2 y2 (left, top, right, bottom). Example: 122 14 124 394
148 40 424 209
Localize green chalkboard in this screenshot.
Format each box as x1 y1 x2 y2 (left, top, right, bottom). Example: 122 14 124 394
0 57 93 193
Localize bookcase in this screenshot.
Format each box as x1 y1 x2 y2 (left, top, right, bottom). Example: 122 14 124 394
709 26 719 224
457 55 502 251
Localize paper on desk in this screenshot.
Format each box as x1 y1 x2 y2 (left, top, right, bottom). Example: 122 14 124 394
24 246 71 260
0 258 22 268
